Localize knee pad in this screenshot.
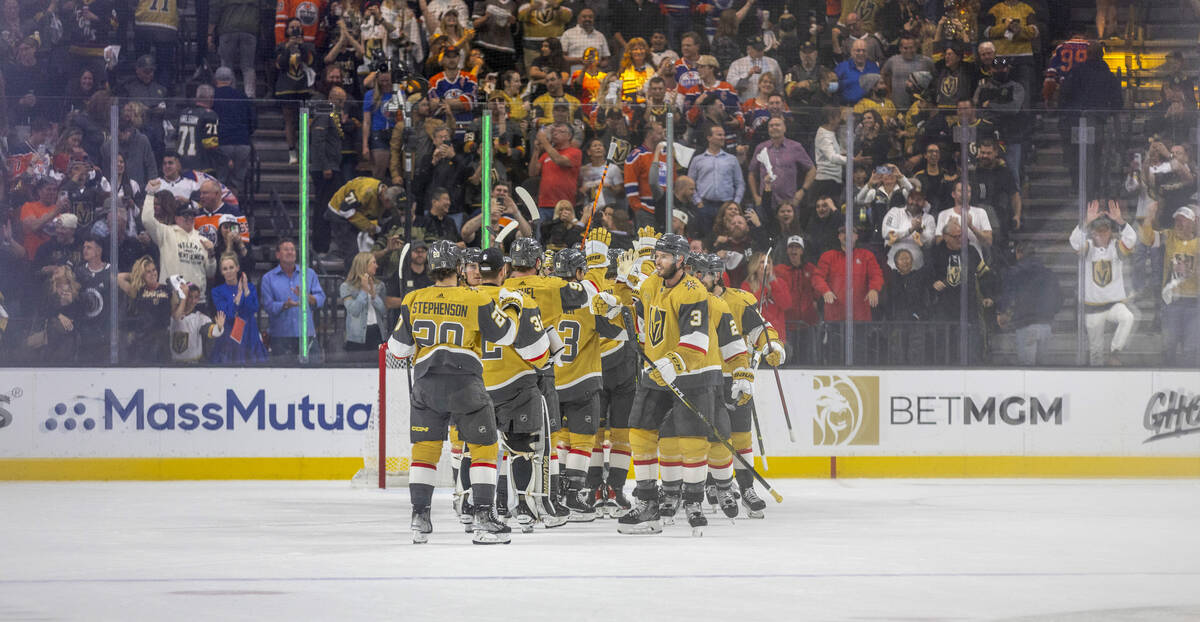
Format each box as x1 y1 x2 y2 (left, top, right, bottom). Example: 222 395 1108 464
630 428 659 461
467 442 498 465
607 427 631 454
730 431 753 453
568 432 594 456
678 437 709 466
707 442 733 466
657 436 681 462
411 440 444 467
551 427 569 449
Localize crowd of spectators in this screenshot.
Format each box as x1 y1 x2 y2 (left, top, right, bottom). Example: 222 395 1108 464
0 0 1197 366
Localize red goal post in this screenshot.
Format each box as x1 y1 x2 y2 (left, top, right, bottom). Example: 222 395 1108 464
355 344 452 489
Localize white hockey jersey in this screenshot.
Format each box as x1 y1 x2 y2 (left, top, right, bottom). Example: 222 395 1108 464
1069 223 1136 306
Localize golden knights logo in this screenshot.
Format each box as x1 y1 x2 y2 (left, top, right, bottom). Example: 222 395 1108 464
648 307 666 346
946 258 962 287
1092 259 1112 287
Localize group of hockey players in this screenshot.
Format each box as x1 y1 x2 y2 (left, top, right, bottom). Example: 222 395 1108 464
386 225 787 544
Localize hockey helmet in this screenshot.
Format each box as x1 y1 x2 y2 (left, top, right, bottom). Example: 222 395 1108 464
706 253 726 275
461 247 483 266
552 248 587 279
509 237 544 269
427 239 460 271
655 233 689 258
684 250 708 273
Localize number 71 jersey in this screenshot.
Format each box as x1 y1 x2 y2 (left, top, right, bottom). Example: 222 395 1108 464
388 285 518 379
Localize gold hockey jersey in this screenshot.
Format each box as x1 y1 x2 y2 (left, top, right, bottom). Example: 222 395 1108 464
504 273 591 330
477 284 551 395
635 272 716 388
328 177 388 234
387 285 518 379
719 287 780 358
708 293 750 376
585 267 635 362
554 281 625 402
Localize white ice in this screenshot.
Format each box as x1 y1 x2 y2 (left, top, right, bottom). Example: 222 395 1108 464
2 479 1199 621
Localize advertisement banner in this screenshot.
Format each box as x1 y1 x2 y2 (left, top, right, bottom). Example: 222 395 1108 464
0 368 1196 479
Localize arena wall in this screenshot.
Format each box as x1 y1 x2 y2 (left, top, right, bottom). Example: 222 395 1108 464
0 369 1197 480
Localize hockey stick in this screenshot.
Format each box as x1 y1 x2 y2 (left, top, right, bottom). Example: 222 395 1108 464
750 245 796 443
748 348 769 470
621 308 782 503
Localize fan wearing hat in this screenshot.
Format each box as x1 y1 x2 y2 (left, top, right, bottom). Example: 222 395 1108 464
683 55 743 126
774 235 820 327
1065 200 1134 365
141 179 218 302
33 214 82 274
1140 201 1200 365
428 44 479 127
852 72 898 121
726 35 783 102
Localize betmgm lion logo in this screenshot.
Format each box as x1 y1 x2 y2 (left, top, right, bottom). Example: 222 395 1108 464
812 375 879 446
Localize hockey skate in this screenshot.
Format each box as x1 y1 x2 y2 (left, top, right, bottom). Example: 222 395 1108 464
741 487 766 519
704 483 720 514
539 497 569 529
606 485 632 518
658 489 681 526
684 501 707 537
564 486 597 522
717 487 739 520
514 496 537 533
411 507 433 544
471 506 512 545
616 497 663 534
454 494 474 525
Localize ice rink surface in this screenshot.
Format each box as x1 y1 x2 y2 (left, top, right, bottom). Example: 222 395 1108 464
2 479 1199 621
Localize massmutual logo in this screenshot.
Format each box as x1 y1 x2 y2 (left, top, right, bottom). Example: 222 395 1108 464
1143 389 1200 443
812 375 879 446
41 389 373 433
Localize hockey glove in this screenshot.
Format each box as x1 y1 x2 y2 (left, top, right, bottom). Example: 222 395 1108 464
590 291 621 319
498 288 525 315
633 226 661 260
584 227 611 269
764 340 786 367
615 249 638 283
649 352 685 387
731 369 755 406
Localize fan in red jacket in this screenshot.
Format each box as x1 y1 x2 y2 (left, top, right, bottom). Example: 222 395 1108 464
811 226 884 322
740 256 792 342
773 235 819 327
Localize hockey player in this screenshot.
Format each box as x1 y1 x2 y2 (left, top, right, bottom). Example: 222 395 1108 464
505 237 588 521
617 233 726 536
682 251 753 521
473 247 565 531
582 229 640 517
387 240 526 545
703 253 785 518
550 247 625 521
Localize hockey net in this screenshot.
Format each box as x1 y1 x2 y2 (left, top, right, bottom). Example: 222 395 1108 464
353 344 452 489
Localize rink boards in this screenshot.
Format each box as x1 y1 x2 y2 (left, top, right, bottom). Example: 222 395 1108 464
0 367 1196 480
